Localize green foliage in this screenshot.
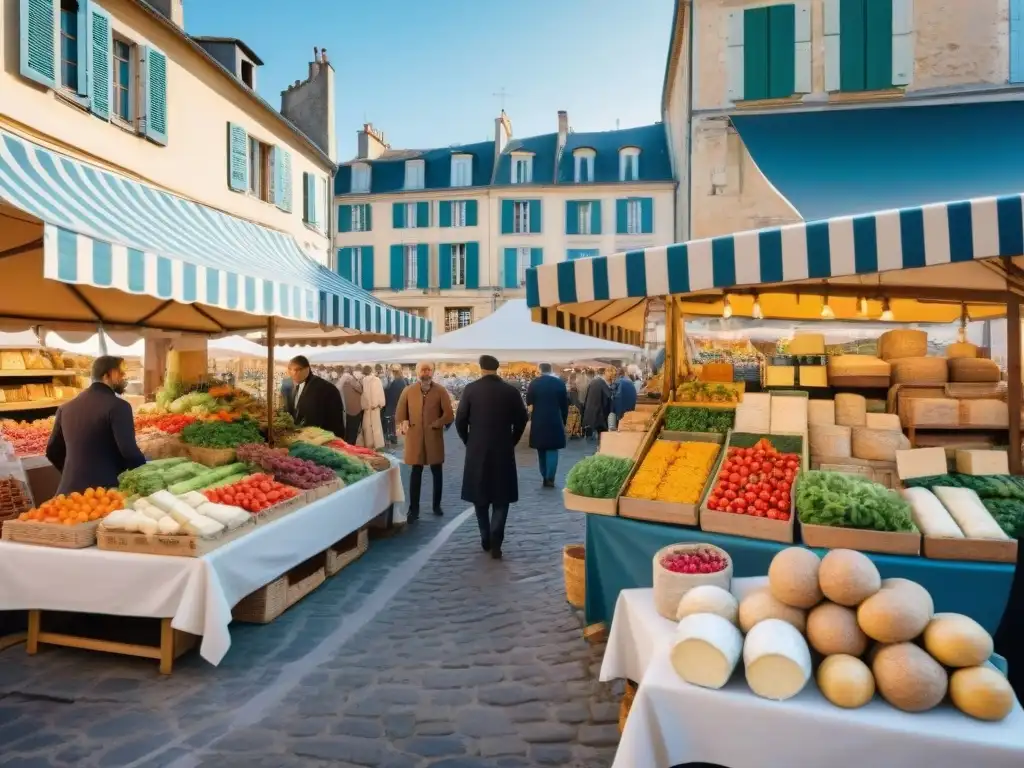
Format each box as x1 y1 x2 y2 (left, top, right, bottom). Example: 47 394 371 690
664 406 734 434
180 418 262 448
981 499 1024 539
729 432 803 455
288 442 373 484
566 455 633 499
903 473 1024 501
796 470 916 532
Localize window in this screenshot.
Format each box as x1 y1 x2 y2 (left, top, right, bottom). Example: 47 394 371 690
451 244 467 287
248 137 273 202
451 200 467 228
351 163 371 193
112 39 134 123
626 200 642 235
351 204 368 232
620 148 640 182
517 247 531 286
577 202 592 235
405 245 418 289
445 308 472 332
451 155 472 187
241 59 254 89
568 249 600 261
405 160 425 190
60 0 80 92
348 247 363 285
513 201 530 234
405 202 419 229
574 149 595 183
828 0 906 92
511 154 533 184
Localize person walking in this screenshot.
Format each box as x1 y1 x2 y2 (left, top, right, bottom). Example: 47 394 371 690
455 355 528 559
613 366 638 426
396 361 454 521
383 365 408 446
359 365 386 450
582 367 613 440
339 366 363 445
526 363 568 488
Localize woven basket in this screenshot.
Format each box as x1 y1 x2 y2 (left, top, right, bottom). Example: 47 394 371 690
652 543 732 620
1 519 100 549
563 544 586 608
185 444 237 467
232 553 326 624
618 680 637 734
326 528 369 576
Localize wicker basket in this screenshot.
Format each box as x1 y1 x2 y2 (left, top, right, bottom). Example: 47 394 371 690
326 528 369 576
563 544 586 608
184 444 237 467
618 680 637 734
652 543 733 620
1 519 100 549
232 553 327 624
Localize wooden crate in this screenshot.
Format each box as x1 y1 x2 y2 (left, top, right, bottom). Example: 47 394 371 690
326 528 369 576
800 524 921 556
232 553 327 624
96 520 255 558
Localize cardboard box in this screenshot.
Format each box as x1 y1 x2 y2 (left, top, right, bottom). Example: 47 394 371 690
618 437 724 528
800 524 921 556
599 430 646 460
922 536 1017 564
562 490 617 516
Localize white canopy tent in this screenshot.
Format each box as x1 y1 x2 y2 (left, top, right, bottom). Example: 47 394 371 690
307 343 427 365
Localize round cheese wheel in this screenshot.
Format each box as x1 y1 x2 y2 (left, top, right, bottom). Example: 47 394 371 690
922 613 993 668
818 549 881 607
768 547 824 609
676 584 739 626
806 602 869 657
871 643 948 712
949 666 1015 722
743 618 812 701
817 654 875 709
670 613 743 690
738 587 807 634
857 579 933 643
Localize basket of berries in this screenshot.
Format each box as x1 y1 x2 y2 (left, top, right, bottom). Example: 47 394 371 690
652 543 733 620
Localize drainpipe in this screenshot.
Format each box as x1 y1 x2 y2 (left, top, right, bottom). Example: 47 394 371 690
685 2 694 243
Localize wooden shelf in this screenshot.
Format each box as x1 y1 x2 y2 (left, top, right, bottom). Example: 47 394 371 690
0 370 79 379
906 423 1009 447
0 399 71 413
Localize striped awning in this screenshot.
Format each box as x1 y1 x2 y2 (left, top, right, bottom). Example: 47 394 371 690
0 129 431 341
526 193 1024 341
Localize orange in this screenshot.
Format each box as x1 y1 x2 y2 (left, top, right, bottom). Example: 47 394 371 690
84 488 95 499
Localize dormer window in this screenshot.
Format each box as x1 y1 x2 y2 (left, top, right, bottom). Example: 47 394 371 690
405 159 425 190
511 152 533 184
620 147 640 182
451 154 472 187
573 148 596 183
351 163 371 193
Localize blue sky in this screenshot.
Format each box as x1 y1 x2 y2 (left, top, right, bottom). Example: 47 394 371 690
184 0 674 159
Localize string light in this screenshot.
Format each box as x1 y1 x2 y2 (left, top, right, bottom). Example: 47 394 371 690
857 297 868 317
879 298 894 322
751 294 764 320
820 296 835 320
722 296 734 319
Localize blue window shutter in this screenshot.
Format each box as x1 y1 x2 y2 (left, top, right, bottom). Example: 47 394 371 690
389 245 404 290
88 5 112 119
417 201 430 227
565 201 579 235
616 199 628 234
338 205 352 233
416 244 429 288
141 45 168 145
279 150 293 212
466 200 478 226
529 200 542 233
1013 0 1024 83
227 123 248 192
364 204 372 231
360 246 374 290
301 172 310 221
503 248 518 289
592 201 603 235
439 201 451 228
336 248 352 280
640 198 654 234
272 148 283 208
75 0 89 97
20 0 57 89
392 202 405 229
438 244 452 290
466 242 480 289
530 248 543 268
500 200 514 234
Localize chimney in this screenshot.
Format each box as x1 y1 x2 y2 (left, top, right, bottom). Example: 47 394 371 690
356 123 389 160
557 110 569 150
494 110 512 155
280 46 337 162
148 0 184 28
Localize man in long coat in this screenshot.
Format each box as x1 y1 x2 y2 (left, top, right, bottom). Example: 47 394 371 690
582 368 613 439
456 355 528 559
526 363 568 488
396 361 454 521
359 365 386 449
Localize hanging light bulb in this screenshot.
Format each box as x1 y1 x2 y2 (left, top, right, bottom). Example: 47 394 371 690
820 296 835 320
879 298 894 322
857 297 868 317
722 295 734 319
751 294 764 320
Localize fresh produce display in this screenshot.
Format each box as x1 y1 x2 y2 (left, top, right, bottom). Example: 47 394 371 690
0 418 53 456
659 546 727 574
180 417 262 449
704 438 798 520
626 441 719 504
564 454 632 499
674 380 741 404
0 477 33 519
288 442 373 485
326 439 378 459
202 473 301 513
134 413 198 434
18 487 125 524
980 499 1024 538
626 441 676 500
234 443 336 489
902 473 1024 500
795 471 916 533
285 426 335 446
116 458 232 496
103 489 247 537
663 406 734 434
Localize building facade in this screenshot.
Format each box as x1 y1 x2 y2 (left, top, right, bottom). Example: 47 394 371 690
333 112 676 331
664 0 1024 241
1 0 336 265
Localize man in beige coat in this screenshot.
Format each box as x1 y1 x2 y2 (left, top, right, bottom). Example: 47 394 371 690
339 366 363 445
396 361 454 521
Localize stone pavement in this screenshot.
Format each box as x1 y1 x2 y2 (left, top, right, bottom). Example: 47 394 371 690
0 434 621 767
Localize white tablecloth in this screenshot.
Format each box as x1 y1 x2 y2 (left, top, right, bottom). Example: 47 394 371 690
0 465 404 665
602 584 1024 768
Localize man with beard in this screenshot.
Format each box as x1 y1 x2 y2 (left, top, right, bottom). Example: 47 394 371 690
46 356 146 495
396 361 455 520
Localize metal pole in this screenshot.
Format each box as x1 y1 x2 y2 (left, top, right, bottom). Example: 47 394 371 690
266 317 276 447
1007 300 1021 474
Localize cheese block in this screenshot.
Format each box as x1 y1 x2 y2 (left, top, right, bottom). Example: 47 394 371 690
743 619 813 701
903 487 964 539
733 393 771 433
770 395 808 434
670 613 743 689
878 329 928 361
895 447 947 480
851 428 909 462
766 366 795 386
799 366 828 387
932 487 1009 540
907 398 959 427
675 585 739 626
945 342 978 359
809 425 852 459
955 449 1009 476
864 413 901 431
948 357 1001 383
890 357 949 385
787 333 825 355
959 399 1008 426
807 399 836 426
700 362 734 383
828 354 891 377
835 394 867 427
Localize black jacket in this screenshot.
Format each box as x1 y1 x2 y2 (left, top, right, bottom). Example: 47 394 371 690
46 382 146 495
456 374 528 506
385 377 408 416
526 375 569 451
286 374 345 436
582 377 612 431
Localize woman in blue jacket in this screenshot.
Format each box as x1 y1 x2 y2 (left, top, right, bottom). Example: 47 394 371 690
613 367 637 423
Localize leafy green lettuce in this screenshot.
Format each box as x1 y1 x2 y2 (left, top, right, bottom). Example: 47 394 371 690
796 470 916 532
566 455 633 499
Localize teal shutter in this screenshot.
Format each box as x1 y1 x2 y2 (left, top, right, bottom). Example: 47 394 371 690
466 199 478 226
272 149 283 208
227 123 248 191
500 200 514 234
336 248 352 280
142 45 168 145
438 244 453 290
76 0 89 97
565 201 579 235
302 172 311 222
839 0 867 91
339 205 352 233
530 248 543 268
466 242 480 289
743 8 769 101
503 248 518 289
416 201 430 227
640 198 654 234
88 5 112 119
592 201 603 235
392 202 405 229
1012 0 1024 83
529 200 542 233
364 204 372 231
767 4 795 98
615 199 628 234
309 174 319 227
279 150 293 212
416 244 429 288
864 0 893 90
20 0 57 89
439 201 451 228
390 245 404 290
360 247 374 290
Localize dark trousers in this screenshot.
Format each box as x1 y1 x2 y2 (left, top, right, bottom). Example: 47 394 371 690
344 411 362 444
537 449 559 482
475 503 510 551
382 414 397 444
409 464 442 513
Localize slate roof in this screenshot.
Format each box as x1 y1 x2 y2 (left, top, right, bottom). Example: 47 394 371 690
335 140 495 195
555 124 672 183
493 132 560 186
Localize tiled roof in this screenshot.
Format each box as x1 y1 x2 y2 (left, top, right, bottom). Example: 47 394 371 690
556 124 672 183
335 140 495 195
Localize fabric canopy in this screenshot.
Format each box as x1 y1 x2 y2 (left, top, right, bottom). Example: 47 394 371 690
0 129 430 341
307 343 427 365
527 193 1024 341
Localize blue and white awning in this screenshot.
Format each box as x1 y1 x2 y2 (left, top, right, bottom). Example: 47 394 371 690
526 193 1024 341
0 129 430 341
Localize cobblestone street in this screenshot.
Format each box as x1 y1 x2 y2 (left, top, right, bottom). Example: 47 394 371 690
0 435 618 768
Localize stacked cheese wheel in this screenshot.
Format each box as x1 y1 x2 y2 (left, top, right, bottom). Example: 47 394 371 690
668 546 1016 721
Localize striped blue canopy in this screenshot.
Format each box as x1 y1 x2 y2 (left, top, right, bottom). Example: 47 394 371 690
0 129 430 341
526 193 1024 342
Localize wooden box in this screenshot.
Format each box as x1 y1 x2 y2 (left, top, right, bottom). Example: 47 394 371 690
922 536 1018 564
563 490 618 516
96 519 255 558
800 524 921 556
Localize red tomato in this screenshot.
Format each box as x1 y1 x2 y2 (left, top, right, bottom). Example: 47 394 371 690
734 498 747 510
728 483 739 492
758 491 771 502
738 467 750 478
728 472 740 484
724 490 737 500
744 491 757 503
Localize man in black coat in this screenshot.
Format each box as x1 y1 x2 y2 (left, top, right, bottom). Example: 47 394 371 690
526 363 569 488
384 365 408 446
455 355 528 559
46 356 146 495
582 367 613 439
285 355 345 437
